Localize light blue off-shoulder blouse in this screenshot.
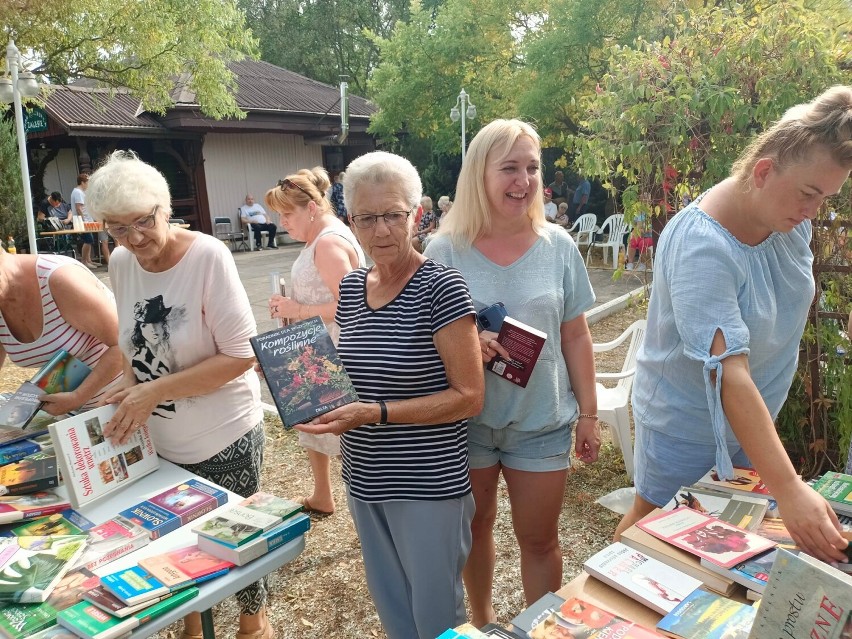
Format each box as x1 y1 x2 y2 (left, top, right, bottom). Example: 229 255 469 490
632 196 814 479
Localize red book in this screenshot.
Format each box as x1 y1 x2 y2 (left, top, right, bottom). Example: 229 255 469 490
531 597 665 638
486 317 547 388
138 544 234 586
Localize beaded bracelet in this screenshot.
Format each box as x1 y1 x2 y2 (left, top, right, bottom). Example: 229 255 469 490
578 413 598 420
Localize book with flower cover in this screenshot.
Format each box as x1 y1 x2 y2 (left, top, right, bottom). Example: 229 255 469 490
250 317 359 428
486 317 547 388
530 597 665 638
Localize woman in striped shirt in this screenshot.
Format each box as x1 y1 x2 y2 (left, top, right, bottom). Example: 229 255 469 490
0 251 123 413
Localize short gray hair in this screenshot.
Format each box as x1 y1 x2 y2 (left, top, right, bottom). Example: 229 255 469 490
343 151 422 213
86 150 171 221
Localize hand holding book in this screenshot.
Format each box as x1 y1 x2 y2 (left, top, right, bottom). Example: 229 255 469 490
479 330 510 365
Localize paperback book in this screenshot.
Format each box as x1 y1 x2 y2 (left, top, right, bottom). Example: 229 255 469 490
662 486 769 531
118 478 228 540
636 508 776 569
81 586 173 619
197 512 310 566
0 535 88 603
100 563 227 606
0 490 71 526
486 317 547 388
58 586 197 639
583 542 702 615
251 317 359 428
6 508 95 537
0 451 59 496
48 404 159 509
0 438 42 466
0 383 44 430
699 548 776 594
72 515 150 572
509 591 565 637
695 467 772 498
810 471 852 517
656 588 757 639
192 492 301 547
530 597 665 639
138 544 234 585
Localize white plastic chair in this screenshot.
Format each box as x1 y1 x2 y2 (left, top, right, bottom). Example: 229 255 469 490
568 213 598 250
586 213 631 267
594 319 646 479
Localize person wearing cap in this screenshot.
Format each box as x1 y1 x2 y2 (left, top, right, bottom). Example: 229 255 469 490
543 188 558 222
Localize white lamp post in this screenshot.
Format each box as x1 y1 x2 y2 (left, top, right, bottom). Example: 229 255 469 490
449 88 476 163
0 39 43 254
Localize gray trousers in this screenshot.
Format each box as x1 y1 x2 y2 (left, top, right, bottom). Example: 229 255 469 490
347 491 475 639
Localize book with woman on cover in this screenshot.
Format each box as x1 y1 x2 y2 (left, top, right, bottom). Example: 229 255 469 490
48 404 159 509
250 317 358 428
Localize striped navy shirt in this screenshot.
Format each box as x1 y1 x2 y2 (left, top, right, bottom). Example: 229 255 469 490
336 260 475 502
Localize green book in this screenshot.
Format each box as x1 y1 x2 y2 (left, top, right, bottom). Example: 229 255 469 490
57 586 198 639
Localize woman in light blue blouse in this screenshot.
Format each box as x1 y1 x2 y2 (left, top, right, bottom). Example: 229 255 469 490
616 86 852 564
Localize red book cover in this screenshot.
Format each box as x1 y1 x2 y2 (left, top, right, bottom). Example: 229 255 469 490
636 508 776 569
486 317 547 388
531 597 665 638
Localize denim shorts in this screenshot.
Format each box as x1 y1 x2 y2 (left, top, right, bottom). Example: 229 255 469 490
467 422 573 472
634 424 752 507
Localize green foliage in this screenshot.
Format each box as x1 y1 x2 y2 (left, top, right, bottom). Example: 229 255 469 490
0 119 26 250
2 0 257 118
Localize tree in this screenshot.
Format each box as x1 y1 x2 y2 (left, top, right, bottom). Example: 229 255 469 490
1 0 258 118
0 118 26 249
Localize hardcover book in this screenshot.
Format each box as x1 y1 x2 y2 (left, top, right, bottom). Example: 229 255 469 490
0 535 88 603
118 478 227 540
80 585 173 619
662 486 769 531
196 512 310 566
72 515 150 572
0 451 60 496
48 404 159 509
100 563 227 606
747 548 852 639
694 467 772 498
636 508 776 569
137 544 234 585
486 317 547 388
583 542 702 615
530 597 665 639
810 471 852 516
250 317 359 428
0 490 71 525
656 588 757 639
57 586 197 639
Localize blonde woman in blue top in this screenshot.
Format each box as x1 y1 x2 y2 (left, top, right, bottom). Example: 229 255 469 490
615 86 852 564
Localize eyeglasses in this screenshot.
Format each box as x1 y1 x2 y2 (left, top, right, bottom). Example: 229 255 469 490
106 206 159 238
277 178 312 198
350 210 412 229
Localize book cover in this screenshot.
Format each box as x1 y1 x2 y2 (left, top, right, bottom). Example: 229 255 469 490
0 383 44 430
583 542 702 615
0 566 99 639
0 535 88 603
509 591 565 637
57 586 197 639
663 486 769 531
695 467 772 498
80 585 172 619
138 544 233 584
0 439 42 466
30 351 91 395
72 515 150 572
8 508 95 537
754 517 797 551
0 451 60 496
437 624 490 638
0 490 71 525
530 597 665 639
747 548 852 639
192 505 280 546
620 522 737 596
811 471 852 516
118 478 227 540
637 508 776 569
250 317 359 428
480 624 527 638
196 512 310 566
100 563 226 606
656 588 757 639
699 548 776 594
239 492 303 520
48 404 159 509
486 317 547 388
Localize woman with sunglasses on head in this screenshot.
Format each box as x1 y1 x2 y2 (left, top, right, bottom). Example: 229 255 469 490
295 151 484 639
85 151 270 639
264 168 365 515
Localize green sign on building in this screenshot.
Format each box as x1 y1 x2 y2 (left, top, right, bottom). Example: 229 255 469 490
24 107 48 133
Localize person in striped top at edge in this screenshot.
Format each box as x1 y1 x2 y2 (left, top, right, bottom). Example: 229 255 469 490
0 250 123 414
294 151 485 639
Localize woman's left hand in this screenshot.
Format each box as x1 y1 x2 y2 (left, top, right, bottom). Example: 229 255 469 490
575 415 601 463
295 402 377 436
40 391 83 416
102 383 159 445
269 294 300 320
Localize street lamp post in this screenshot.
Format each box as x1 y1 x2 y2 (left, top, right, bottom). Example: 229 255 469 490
449 88 476 163
0 39 43 254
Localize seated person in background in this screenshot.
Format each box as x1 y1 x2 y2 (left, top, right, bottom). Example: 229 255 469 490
625 209 653 271
548 170 569 205
239 194 278 250
554 202 571 227
412 195 436 252
38 192 72 226
543 188 558 221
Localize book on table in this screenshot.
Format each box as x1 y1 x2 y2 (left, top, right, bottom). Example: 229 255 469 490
698 547 778 595
0 490 70 525
509 591 566 637
655 588 757 639
0 438 44 466
0 451 60 496
81 585 173 619
58 586 198 639
748 548 852 638
250 317 359 428
486 317 547 389
4 508 95 538
662 485 769 531
0 535 88 603
810 471 852 517
100 559 228 607
196 512 310 566
191 491 302 547
118 478 228 540
138 544 234 583
48 404 159 509
636 508 776 569
694 467 773 498
72 515 150 572
529 596 665 638
583 542 702 615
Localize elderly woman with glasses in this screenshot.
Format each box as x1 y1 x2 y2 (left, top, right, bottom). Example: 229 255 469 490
264 168 365 516
295 151 484 639
85 151 270 639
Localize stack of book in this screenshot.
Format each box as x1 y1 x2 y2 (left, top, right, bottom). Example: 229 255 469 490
193 491 310 565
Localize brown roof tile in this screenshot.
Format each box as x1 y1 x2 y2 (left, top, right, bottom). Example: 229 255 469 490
45 86 164 130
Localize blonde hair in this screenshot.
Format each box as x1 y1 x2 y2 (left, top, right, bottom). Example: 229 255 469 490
732 85 852 185
265 166 332 216
86 150 172 221
439 119 548 247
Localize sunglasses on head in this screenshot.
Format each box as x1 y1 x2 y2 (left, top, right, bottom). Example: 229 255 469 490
277 179 311 198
